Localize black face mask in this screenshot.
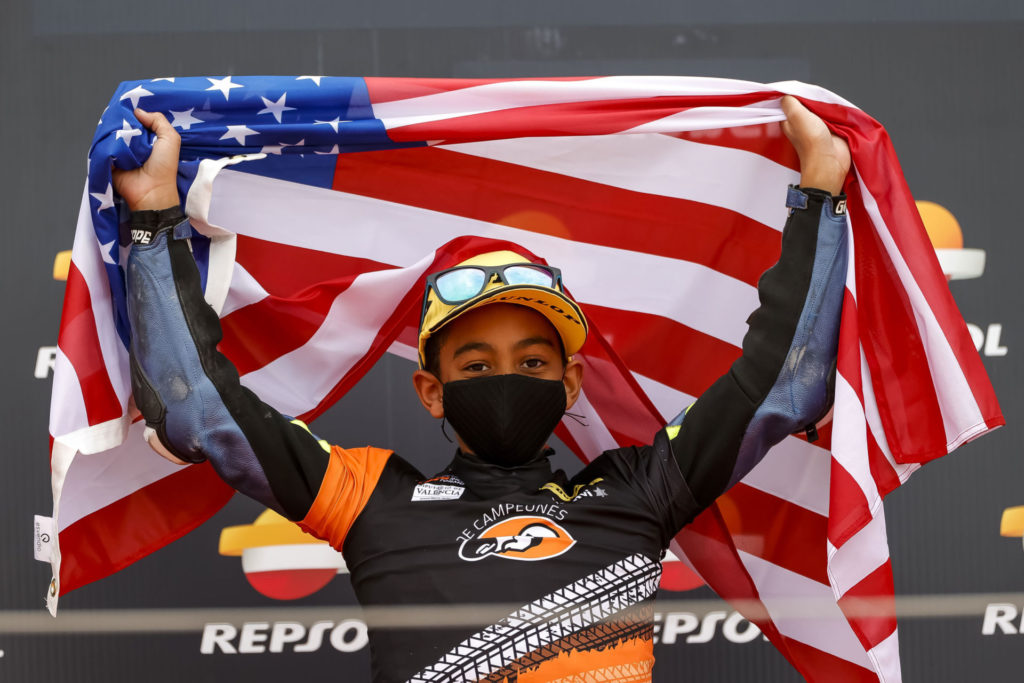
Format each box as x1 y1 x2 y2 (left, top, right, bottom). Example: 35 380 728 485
442 374 567 468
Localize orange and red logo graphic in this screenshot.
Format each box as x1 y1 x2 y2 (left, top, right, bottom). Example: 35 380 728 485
458 516 576 562
219 509 346 600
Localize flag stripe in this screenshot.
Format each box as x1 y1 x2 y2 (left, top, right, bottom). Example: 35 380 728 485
720 483 828 584
220 237 392 377
738 550 873 669
207 167 762 347
441 132 798 230
57 263 122 426
58 460 232 594
837 560 898 652
331 145 783 287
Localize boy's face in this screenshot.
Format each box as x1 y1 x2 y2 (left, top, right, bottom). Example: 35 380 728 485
411 303 583 421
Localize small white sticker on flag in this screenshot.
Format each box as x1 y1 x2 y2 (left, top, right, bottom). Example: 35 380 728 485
412 483 465 502
34 515 55 562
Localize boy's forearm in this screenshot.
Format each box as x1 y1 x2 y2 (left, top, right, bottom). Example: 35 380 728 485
127 213 329 520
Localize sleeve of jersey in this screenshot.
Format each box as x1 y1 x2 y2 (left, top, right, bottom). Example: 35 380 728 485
298 445 393 549
127 215 331 522
664 186 849 510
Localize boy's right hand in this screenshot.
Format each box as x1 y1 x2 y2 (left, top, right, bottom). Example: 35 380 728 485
111 109 182 212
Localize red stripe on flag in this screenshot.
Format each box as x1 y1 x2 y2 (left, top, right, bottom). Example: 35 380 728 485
57 262 122 426
331 146 781 286
837 290 862 399
866 427 902 498
778 635 880 683
220 238 392 377
718 483 829 584
585 304 741 398
845 185 948 464
235 234 391 297
672 123 800 171
383 92 781 144
58 462 233 594
365 76 598 104
838 560 898 652
827 458 873 549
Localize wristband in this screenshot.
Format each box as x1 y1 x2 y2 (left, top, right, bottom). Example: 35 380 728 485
130 206 185 245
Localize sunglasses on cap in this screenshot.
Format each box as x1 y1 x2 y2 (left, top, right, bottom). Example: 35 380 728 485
421 263 564 322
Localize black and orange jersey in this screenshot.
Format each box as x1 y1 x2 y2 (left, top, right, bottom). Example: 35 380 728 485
126 187 848 682
299 439 693 681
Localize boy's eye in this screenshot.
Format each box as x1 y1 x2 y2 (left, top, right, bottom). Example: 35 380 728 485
522 357 546 369
463 361 490 373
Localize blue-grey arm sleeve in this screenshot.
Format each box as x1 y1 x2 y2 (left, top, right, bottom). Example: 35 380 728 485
664 186 849 510
127 213 329 520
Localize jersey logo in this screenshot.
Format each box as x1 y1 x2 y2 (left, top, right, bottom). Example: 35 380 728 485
541 477 605 502
458 516 575 562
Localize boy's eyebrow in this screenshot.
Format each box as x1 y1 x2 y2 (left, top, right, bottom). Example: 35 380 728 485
514 336 556 351
452 341 494 358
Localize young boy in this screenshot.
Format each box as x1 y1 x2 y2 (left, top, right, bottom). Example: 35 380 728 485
116 96 850 682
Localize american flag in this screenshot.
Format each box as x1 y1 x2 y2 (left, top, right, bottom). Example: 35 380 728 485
48 75 1002 681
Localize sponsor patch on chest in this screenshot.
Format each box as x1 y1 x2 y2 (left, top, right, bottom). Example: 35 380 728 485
411 475 466 501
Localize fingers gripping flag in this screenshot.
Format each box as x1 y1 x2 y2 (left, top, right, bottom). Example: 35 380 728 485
49 76 1002 682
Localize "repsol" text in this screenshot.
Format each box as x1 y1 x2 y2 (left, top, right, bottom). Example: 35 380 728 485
201 620 368 654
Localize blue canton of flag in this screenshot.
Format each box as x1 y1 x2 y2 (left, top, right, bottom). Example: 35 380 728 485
86 75 422 348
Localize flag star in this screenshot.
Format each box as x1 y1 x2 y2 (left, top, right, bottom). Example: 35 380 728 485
314 144 341 155
151 77 176 82
257 93 296 123
261 138 305 155
315 117 348 133
115 119 142 144
90 183 115 211
170 108 204 130
220 124 259 145
99 239 118 266
119 85 154 110
297 75 322 86
206 76 244 100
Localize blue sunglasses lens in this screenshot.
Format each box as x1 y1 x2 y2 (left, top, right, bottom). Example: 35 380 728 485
435 268 486 303
503 265 555 288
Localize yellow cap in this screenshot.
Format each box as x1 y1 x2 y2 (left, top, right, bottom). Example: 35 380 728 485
418 250 588 368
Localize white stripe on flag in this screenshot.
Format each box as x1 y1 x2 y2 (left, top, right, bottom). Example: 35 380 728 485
442 132 798 230
742 436 831 517
48 349 90 440
737 550 874 670
371 76 778 128
831 375 884 510
221 261 269 317
57 420 184 529
827 511 890 598
621 100 786 135
867 627 902 683
240 259 433 416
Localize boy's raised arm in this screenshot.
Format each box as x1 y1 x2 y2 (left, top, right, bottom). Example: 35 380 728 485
115 110 331 521
663 96 852 510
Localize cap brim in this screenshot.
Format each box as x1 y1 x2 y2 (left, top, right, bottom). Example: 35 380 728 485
424 284 588 361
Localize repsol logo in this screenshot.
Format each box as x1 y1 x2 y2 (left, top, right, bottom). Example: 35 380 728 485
201 620 368 654
654 611 763 645
982 604 1024 635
